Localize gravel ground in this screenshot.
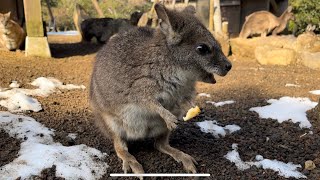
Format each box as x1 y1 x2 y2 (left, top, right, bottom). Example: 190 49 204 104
0 35 319 180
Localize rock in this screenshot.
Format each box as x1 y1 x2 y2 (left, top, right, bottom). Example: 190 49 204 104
230 38 257 59
304 160 316 170
255 46 296 65
295 33 320 53
230 35 296 60
299 52 320 70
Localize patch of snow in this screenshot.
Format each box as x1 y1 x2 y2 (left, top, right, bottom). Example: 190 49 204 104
9 81 20 88
31 77 86 97
250 97 317 129
206 100 235 107
285 84 301 87
196 120 241 138
225 144 306 179
0 93 42 112
309 90 320 95
67 133 77 140
197 93 211 97
47 31 79 36
0 112 108 180
0 77 85 112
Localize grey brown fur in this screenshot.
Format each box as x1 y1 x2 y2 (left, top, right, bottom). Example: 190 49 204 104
90 4 231 175
0 12 25 51
239 6 294 38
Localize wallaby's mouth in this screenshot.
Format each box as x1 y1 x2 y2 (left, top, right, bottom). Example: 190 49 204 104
201 72 216 84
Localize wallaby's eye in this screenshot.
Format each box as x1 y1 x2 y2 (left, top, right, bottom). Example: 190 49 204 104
196 44 211 55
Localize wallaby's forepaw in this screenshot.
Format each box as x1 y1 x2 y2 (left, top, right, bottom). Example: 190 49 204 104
178 153 198 173
165 114 178 131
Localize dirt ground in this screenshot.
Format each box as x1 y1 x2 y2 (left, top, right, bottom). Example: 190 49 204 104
0 35 320 180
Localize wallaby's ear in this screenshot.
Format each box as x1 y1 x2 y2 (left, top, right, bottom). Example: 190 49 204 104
4 12 11 18
155 4 171 33
182 5 196 14
287 6 293 12
155 3 181 45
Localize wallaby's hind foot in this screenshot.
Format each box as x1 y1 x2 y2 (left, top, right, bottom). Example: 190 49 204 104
114 137 145 174
155 133 198 173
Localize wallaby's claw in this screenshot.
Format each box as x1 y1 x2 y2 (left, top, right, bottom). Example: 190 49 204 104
180 153 197 174
166 120 177 130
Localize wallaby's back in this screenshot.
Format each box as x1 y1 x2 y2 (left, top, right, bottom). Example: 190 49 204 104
239 11 278 38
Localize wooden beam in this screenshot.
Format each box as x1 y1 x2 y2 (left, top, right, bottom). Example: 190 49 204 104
23 0 44 37
209 0 214 32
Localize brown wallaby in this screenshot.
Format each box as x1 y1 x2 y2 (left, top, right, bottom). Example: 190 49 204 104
239 6 294 38
0 12 25 51
89 3 232 175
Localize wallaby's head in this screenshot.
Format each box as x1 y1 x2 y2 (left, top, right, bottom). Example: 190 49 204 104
0 12 11 27
155 4 232 84
284 6 295 21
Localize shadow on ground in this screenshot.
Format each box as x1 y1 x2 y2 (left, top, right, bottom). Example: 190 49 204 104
49 42 103 58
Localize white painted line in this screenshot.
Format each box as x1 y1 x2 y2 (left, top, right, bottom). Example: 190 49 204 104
110 173 210 177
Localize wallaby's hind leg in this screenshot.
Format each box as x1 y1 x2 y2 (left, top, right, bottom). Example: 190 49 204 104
114 137 145 174
155 132 197 173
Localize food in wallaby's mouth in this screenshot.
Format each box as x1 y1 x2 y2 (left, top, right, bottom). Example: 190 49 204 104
183 106 201 121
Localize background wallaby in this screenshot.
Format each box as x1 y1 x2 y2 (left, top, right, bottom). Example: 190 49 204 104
239 6 294 38
0 12 25 51
90 4 232 174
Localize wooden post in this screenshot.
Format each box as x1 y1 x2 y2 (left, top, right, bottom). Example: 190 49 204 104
213 0 222 33
222 21 228 36
23 0 51 57
23 0 44 37
91 0 104 18
209 0 214 32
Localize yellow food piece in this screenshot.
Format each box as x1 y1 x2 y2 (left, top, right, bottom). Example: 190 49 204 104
183 106 201 121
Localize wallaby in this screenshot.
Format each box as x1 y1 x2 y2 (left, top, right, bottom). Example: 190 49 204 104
239 6 294 38
81 11 143 43
0 12 25 51
89 4 232 175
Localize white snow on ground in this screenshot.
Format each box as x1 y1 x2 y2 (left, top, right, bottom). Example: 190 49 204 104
197 93 211 97
196 120 241 138
0 93 42 112
225 144 306 179
0 112 108 180
285 84 301 87
9 81 20 88
310 90 320 95
47 31 79 36
0 77 85 112
206 100 235 107
250 97 317 129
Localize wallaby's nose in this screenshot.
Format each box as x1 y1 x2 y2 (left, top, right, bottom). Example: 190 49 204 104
225 63 232 71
